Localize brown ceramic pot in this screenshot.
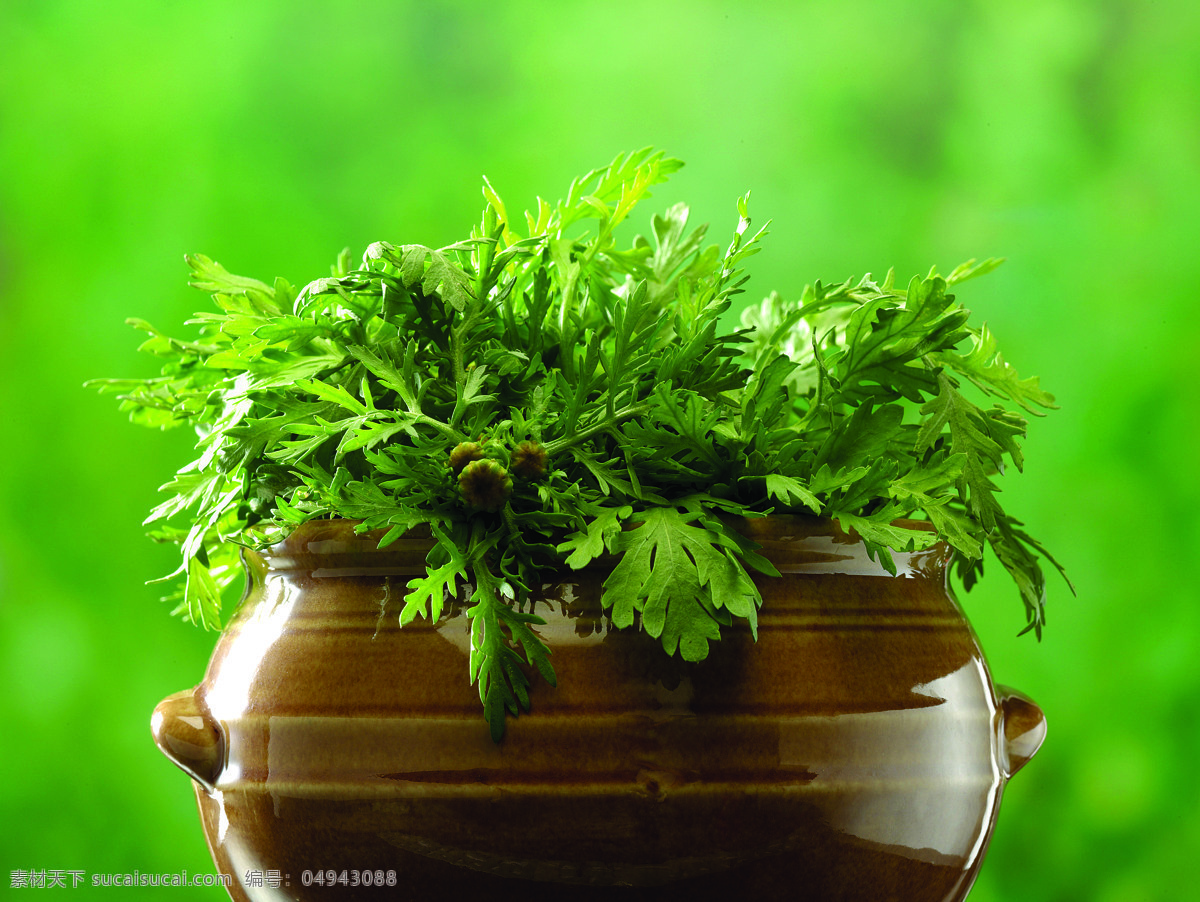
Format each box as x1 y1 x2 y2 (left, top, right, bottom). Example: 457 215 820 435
152 517 1045 902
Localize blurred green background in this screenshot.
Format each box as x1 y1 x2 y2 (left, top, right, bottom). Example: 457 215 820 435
2 0 1197 899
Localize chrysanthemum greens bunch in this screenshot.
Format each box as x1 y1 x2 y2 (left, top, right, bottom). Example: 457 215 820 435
92 149 1068 739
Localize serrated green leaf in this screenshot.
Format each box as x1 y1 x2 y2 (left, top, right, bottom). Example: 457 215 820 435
604 505 761 660
466 565 555 741
402 525 468 625
762 474 821 512
558 504 633 569
182 554 223 630
933 324 1057 414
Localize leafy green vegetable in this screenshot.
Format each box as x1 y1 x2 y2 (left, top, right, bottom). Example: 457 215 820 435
90 147 1068 739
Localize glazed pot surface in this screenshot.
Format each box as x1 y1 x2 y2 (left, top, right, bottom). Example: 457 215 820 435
152 518 1045 901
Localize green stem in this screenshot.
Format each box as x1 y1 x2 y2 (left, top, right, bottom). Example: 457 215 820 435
450 302 486 387
417 414 467 444
476 209 498 300
543 402 651 455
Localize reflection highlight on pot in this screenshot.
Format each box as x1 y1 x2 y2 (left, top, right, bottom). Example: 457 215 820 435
205 579 300 726
781 659 1000 865
199 580 299 882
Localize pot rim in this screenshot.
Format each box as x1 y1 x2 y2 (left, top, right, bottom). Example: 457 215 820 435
247 515 948 580
266 513 936 553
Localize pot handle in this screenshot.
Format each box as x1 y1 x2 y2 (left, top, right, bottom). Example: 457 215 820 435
996 685 1047 779
151 688 224 792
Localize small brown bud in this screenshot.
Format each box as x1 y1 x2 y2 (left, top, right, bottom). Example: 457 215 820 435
458 459 512 512
510 440 548 480
448 441 485 476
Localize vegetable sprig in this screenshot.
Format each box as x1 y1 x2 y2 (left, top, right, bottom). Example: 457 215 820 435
91 149 1068 740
